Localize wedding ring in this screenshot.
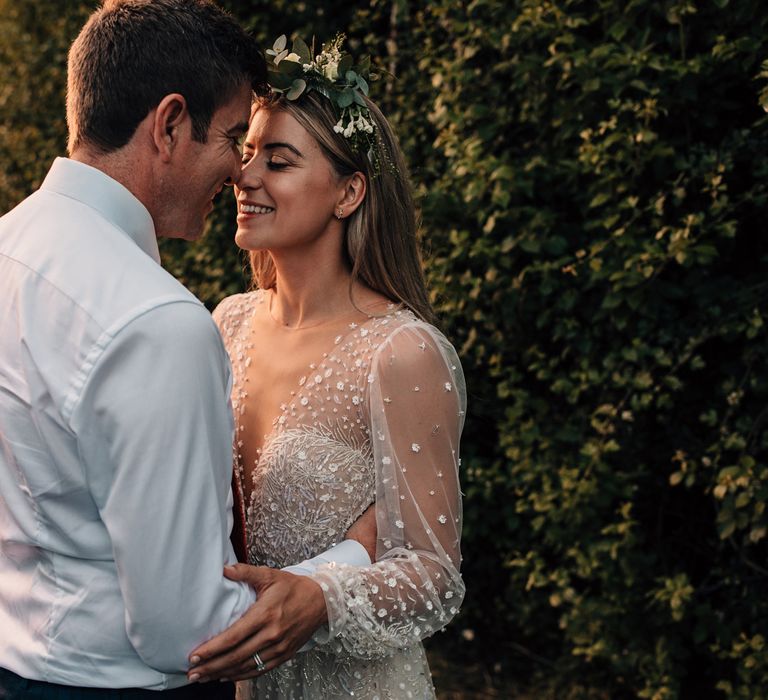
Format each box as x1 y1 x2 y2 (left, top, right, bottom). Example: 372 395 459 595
252 651 266 672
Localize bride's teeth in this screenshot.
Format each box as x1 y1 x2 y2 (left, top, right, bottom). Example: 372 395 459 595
241 204 274 214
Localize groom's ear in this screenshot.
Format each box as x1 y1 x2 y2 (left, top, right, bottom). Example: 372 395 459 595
151 93 188 162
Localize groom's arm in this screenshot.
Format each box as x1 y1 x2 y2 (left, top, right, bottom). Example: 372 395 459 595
71 301 255 674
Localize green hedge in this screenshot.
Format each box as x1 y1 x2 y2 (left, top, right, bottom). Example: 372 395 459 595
2 1 767 697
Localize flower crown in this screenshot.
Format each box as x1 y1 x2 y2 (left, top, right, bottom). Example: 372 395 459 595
265 34 384 171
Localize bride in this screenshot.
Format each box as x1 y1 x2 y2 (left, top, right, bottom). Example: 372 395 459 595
190 35 466 699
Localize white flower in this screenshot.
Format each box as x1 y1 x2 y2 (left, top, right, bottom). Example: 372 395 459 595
394 519 404 529
321 59 339 80
284 52 301 63
377 608 387 618
411 443 421 453
438 514 447 524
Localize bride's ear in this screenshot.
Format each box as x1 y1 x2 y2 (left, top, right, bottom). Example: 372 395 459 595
336 172 367 217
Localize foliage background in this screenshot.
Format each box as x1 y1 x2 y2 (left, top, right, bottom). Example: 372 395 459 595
2 1 767 698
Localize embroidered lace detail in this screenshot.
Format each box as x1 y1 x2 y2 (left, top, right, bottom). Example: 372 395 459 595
248 424 374 568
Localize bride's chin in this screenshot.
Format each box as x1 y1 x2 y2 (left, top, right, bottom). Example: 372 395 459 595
234 229 262 252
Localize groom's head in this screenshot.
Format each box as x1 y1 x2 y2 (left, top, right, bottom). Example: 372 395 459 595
66 0 265 155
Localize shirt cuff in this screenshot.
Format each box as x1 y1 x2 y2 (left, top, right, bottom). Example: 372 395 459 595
282 539 371 578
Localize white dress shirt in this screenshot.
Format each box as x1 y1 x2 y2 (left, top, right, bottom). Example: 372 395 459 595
0 158 368 690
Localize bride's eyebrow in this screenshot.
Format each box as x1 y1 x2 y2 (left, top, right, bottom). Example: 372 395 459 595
264 142 304 158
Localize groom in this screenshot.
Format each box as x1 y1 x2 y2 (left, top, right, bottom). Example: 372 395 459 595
0 2 372 698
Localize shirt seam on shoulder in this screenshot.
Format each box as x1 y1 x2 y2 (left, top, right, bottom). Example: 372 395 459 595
62 296 207 423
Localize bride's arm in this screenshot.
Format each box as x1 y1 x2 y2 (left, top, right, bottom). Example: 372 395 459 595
309 322 466 658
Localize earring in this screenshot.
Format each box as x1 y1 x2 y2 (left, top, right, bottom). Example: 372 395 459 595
336 207 344 220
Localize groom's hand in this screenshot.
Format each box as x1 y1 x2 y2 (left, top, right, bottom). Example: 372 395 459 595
345 502 377 561
187 564 326 683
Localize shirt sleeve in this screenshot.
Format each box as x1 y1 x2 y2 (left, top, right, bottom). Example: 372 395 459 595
309 322 466 659
70 300 255 673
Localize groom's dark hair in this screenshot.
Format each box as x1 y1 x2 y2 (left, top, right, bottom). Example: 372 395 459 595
66 0 266 154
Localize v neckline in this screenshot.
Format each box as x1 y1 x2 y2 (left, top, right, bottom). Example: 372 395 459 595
238 289 394 465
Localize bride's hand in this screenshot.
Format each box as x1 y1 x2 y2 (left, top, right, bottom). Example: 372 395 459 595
187 564 327 682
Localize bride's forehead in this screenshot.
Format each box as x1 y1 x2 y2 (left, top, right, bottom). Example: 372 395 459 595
249 109 300 137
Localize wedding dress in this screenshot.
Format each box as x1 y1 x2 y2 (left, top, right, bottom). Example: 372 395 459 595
214 290 466 700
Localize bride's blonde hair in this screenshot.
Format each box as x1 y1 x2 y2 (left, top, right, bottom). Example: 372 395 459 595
247 91 435 325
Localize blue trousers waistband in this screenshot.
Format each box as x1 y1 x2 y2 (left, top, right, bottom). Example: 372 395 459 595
0 667 234 700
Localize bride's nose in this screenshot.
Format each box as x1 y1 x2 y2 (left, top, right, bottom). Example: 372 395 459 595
237 162 264 190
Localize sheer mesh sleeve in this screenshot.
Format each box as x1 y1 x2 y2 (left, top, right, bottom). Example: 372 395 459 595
310 321 466 659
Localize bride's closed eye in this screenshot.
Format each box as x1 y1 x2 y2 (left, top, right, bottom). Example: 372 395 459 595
267 156 291 170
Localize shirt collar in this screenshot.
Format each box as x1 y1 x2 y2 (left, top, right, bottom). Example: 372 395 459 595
41 157 161 264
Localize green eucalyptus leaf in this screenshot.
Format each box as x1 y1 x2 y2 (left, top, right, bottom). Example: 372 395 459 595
345 70 357 84
267 70 293 90
356 75 369 95
337 89 354 108
353 90 366 106
292 37 311 64
279 59 303 78
286 78 307 100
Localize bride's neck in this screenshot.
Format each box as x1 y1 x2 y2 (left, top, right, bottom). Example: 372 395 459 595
269 253 357 329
